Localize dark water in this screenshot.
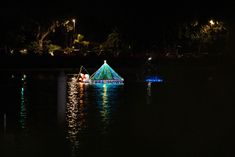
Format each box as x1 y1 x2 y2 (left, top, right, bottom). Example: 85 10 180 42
0 66 235 157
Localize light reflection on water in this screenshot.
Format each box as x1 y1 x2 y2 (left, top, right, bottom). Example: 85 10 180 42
146 82 152 105
19 74 28 134
100 84 109 133
1 68 232 156
66 75 88 156
94 83 122 134
66 74 124 156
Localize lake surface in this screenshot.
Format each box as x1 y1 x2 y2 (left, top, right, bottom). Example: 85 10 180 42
0 65 235 157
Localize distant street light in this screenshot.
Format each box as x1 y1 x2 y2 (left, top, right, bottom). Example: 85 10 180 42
71 19 76 48
72 19 76 33
209 19 215 26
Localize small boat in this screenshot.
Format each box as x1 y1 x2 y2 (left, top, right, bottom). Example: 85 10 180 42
145 75 163 83
78 66 90 83
143 58 163 83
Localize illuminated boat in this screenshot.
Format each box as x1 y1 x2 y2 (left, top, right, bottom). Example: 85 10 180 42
90 60 124 84
143 58 163 83
145 75 163 83
78 66 90 83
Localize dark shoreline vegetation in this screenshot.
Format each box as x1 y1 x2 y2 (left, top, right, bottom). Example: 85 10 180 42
0 54 233 68
0 15 231 61
0 54 234 83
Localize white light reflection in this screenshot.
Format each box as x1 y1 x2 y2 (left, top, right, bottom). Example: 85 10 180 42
146 82 152 104
66 75 87 156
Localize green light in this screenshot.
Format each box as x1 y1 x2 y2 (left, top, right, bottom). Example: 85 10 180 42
90 60 124 83
20 76 28 130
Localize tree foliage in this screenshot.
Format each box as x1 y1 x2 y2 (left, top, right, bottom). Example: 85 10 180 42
101 28 122 56
183 19 228 53
29 19 75 55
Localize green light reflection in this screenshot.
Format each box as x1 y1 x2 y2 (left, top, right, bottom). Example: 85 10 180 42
19 74 28 133
95 84 122 134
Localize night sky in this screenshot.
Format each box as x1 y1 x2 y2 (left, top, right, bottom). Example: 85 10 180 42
0 0 234 42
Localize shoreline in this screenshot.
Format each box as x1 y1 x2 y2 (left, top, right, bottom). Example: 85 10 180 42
0 55 233 69
0 55 233 83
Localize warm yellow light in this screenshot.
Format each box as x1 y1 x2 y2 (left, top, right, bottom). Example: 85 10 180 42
209 20 215 25
65 20 69 24
72 19 76 23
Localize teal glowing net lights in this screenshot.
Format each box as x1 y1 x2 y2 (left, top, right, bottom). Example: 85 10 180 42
90 60 124 83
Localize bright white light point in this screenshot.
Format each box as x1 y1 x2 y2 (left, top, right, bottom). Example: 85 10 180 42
72 19 75 23
148 57 152 61
104 60 106 63
209 20 215 25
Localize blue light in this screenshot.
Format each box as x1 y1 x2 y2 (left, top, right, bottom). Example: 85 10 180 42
145 76 163 83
